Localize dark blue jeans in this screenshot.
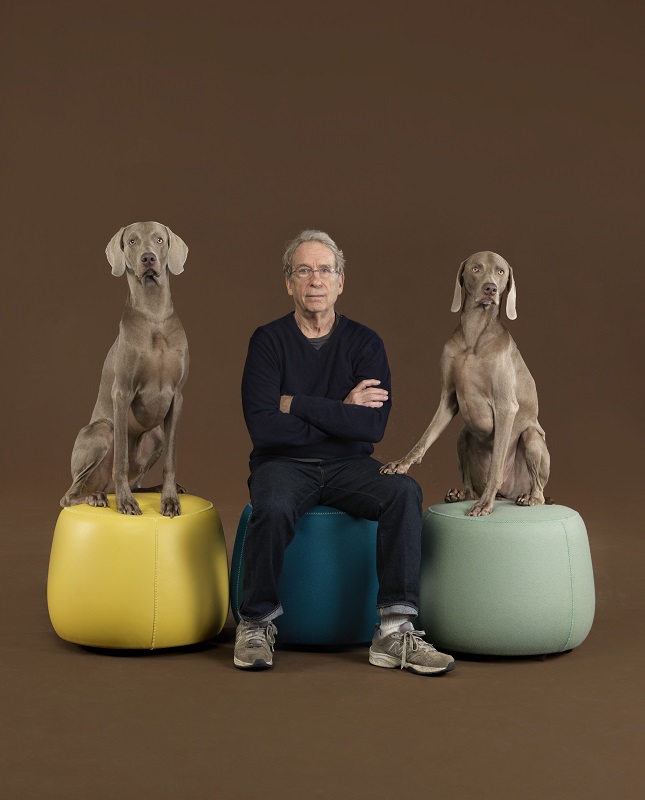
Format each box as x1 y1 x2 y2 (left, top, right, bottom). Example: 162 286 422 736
240 455 423 623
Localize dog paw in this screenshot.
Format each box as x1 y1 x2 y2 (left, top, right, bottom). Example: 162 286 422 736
467 501 493 517
516 494 543 507
444 489 465 503
380 460 411 475
117 494 142 515
161 495 181 518
88 492 109 508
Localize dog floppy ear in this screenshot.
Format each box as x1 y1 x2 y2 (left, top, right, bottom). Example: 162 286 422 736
451 260 466 313
166 226 188 275
505 265 517 320
105 227 126 276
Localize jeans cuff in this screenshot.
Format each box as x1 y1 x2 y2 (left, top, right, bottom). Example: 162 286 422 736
377 603 418 617
240 603 284 624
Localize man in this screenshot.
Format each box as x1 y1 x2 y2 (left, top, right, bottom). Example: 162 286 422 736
236 229 454 676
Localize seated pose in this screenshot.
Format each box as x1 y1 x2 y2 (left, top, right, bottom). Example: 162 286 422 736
235 229 454 676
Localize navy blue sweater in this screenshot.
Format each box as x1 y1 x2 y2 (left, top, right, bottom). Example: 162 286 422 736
241 313 392 462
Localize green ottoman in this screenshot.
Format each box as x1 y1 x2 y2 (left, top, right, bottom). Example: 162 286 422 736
419 501 595 656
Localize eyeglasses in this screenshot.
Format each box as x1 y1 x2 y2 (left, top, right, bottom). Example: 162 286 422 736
290 266 338 280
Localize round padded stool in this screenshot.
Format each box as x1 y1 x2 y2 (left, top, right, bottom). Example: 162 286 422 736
47 494 229 649
419 501 595 656
230 504 379 645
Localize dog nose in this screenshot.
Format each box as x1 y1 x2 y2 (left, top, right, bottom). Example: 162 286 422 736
482 283 497 296
141 252 157 266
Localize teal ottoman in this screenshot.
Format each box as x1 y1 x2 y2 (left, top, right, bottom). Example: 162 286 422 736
419 501 595 656
230 505 379 645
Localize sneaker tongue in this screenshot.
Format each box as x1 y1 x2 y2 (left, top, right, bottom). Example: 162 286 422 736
399 621 415 633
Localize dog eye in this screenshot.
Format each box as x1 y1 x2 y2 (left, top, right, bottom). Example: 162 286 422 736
471 266 479 273
128 239 136 245
156 237 164 244
498 269 505 275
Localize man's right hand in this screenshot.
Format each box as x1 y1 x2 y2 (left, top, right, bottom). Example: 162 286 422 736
344 379 389 408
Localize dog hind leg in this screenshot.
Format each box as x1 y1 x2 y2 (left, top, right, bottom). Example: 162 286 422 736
60 420 114 507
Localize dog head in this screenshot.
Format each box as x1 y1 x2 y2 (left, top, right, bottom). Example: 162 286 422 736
451 251 516 320
105 222 188 282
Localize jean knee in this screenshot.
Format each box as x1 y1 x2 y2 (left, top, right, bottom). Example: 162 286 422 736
373 472 422 513
390 474 423 508
250 490 300 525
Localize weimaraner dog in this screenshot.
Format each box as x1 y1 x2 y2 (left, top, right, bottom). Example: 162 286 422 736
381 251 550 517
60 221 189 517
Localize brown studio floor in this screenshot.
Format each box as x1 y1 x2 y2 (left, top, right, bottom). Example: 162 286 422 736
1 495 643 800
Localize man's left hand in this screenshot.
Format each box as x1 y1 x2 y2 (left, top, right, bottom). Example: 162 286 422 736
280 395 293 413
344 379 389 408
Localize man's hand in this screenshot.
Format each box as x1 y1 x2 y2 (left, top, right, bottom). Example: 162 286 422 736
344 379 389 408
280 395 293 413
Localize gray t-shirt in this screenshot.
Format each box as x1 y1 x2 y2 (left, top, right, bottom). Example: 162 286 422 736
307 314 341 350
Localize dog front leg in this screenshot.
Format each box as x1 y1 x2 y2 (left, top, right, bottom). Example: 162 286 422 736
467 401 517 517
445 427 478 502
159 392 183 518
112 387 141 515
380 391 458 475
516 425 550 506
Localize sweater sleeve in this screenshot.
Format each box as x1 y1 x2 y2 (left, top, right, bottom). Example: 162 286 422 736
289 338 391 443
241 328 328 448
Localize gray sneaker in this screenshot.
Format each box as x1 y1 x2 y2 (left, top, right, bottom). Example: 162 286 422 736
234 619 277 670
369 621 455 676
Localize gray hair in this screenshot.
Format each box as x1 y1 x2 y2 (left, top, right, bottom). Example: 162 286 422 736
282 229 345 277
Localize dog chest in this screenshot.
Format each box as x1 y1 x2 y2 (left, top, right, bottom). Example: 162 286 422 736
136 338 185 385
127 340 187 429
129 384 177 430
458 393 495 439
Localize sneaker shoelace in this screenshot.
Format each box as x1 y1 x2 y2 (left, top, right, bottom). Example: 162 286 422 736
397 629 436 670
242 621 277 649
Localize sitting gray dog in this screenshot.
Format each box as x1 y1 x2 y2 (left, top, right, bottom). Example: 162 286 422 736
60 221 189 517
381 251 550 517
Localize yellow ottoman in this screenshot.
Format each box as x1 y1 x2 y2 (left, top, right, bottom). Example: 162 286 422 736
47 494 229 649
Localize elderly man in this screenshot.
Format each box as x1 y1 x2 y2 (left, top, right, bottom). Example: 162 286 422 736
235 229 454 676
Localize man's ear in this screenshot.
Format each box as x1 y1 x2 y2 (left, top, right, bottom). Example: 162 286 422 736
106 227 126 276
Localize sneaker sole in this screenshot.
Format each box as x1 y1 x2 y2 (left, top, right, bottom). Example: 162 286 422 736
369 650 455 675
234 656 273 671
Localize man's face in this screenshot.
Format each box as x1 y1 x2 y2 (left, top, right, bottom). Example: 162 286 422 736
285 241 345 316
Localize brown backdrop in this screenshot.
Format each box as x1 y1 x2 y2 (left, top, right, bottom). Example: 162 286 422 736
2 1 643 798
3 0 643 509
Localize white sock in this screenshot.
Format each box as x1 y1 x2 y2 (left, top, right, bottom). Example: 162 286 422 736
378 613 412 637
